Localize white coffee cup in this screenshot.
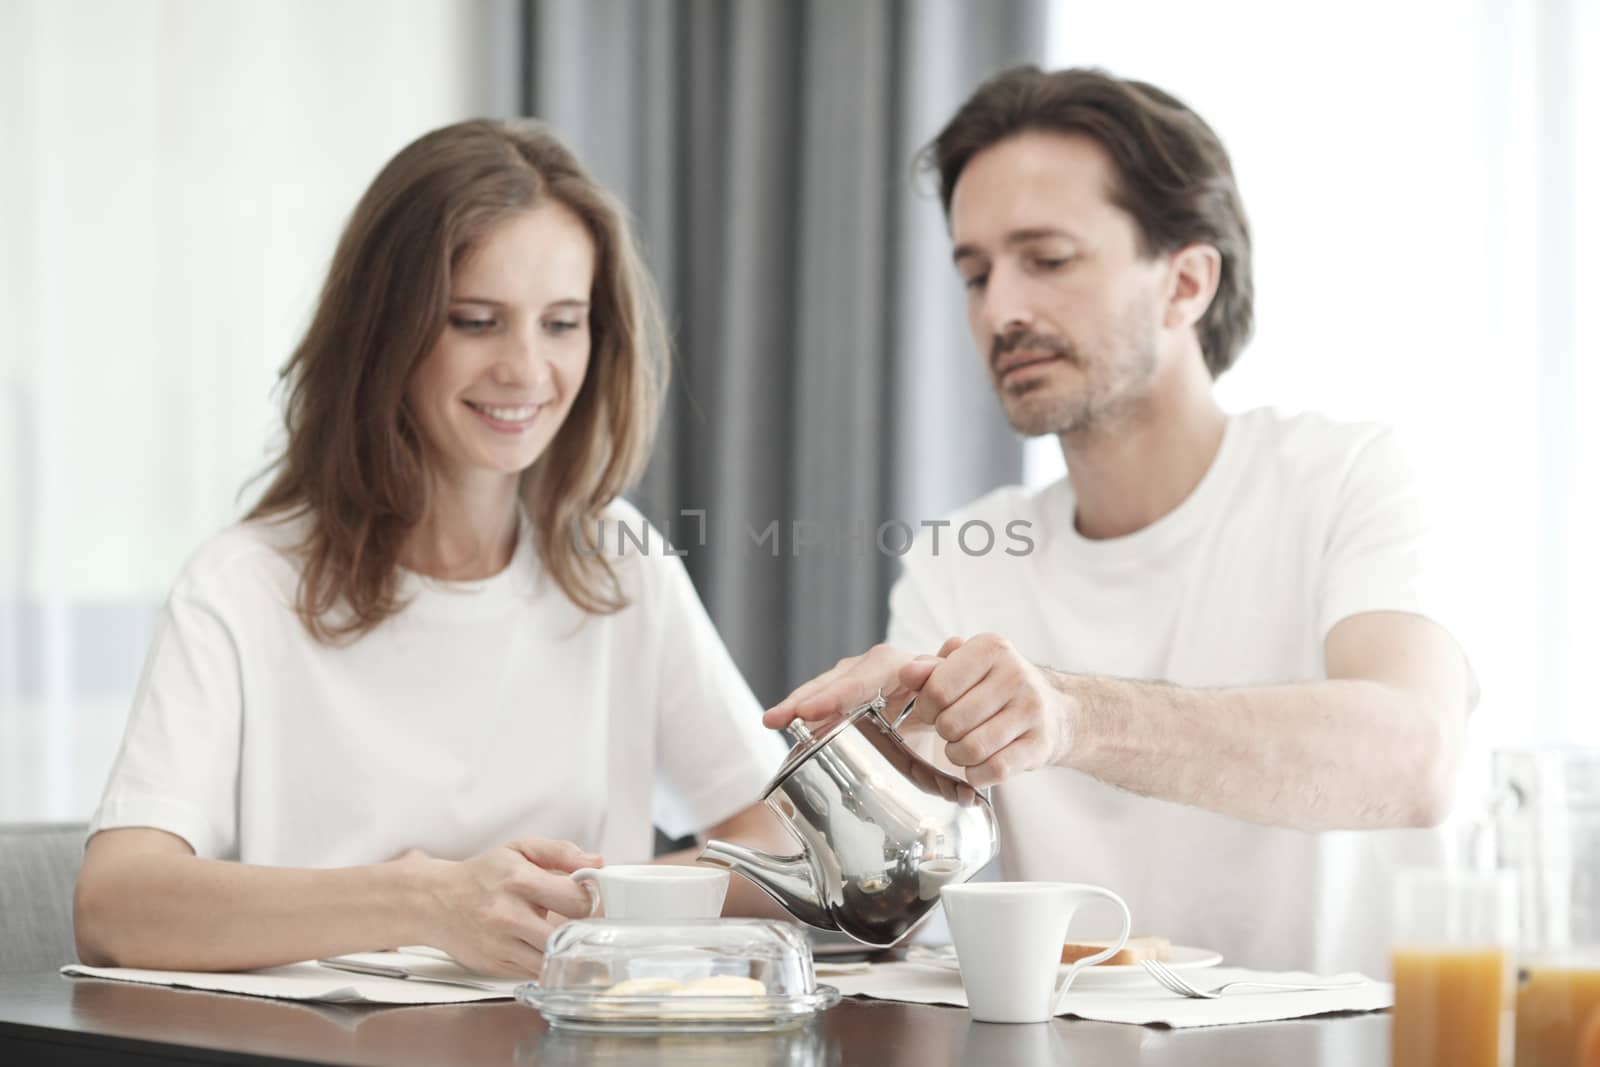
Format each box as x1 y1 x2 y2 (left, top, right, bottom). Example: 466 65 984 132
571 865 730 920
940 881 1132 1024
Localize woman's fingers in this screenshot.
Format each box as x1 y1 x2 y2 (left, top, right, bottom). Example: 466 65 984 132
476 935 547 978
502 862 595 919
507 838 599 873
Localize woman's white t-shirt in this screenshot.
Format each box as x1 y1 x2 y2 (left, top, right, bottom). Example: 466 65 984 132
90 500 783 868
888 407 1466 976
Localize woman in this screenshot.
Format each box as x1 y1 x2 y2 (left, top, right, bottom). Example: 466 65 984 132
73 120 786 977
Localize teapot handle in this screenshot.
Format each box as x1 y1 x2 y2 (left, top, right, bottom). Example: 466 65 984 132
890 695 918 730
881 694 993 808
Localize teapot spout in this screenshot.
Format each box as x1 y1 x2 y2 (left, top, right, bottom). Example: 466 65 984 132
698 839 836 930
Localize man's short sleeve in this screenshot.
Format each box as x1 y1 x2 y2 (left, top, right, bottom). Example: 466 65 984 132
887 531 962 654
1317 427 1441 640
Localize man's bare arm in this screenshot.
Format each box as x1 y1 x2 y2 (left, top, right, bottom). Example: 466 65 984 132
1050 612 1467 830
767 611 1468 832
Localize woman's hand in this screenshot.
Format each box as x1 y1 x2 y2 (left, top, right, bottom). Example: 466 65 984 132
418 838 601 977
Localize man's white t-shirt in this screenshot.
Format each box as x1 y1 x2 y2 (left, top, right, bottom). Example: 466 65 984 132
91 500 783 868
888 407 1461 976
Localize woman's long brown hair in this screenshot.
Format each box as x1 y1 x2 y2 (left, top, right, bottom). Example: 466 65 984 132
248 119 667 642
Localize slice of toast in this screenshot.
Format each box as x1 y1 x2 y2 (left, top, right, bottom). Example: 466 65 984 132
1060 935 1170 966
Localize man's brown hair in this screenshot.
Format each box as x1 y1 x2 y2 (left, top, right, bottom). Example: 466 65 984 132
923 65 1254 377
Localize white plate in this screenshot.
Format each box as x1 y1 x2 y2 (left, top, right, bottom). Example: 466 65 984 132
908 944 1224 989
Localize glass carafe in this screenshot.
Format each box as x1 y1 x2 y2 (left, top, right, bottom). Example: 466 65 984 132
1492 748 1600 1067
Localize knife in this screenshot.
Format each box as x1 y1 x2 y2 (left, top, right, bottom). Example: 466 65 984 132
316 956 510 992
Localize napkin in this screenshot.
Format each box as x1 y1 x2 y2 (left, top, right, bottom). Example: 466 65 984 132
61 948 523 1005
826 961 1392 1028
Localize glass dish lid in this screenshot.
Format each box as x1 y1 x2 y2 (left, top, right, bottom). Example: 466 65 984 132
516 918 841 1033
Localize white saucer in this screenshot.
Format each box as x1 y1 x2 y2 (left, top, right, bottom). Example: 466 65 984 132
908 944 1224 989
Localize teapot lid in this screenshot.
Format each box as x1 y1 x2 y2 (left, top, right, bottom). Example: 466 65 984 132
764 693 887 799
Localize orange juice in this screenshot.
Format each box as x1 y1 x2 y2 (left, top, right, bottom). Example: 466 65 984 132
1581 1004 1600 1066
1516 963 1600 1067
1392 946 1513 1067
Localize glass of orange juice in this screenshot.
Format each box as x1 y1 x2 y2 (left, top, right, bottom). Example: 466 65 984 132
1391 869 1518 1067
1516 956 1600 1067
1494 747 1600 1067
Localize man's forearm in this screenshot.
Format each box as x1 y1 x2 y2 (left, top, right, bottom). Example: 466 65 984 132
1056 673 1459 831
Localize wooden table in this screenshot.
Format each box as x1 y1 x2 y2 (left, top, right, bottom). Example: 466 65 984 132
0 970 1389 1065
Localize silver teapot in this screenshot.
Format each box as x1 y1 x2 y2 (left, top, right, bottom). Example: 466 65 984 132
699 693 999 947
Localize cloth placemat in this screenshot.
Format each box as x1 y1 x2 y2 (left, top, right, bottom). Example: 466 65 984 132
61 948 522 1005
826 961 1392 1028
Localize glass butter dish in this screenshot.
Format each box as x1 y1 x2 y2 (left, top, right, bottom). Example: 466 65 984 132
516 919 840 1033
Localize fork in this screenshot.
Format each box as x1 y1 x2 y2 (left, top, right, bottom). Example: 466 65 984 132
1140 959 1368 999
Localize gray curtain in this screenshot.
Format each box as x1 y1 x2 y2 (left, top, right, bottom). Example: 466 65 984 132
518 0 1045 703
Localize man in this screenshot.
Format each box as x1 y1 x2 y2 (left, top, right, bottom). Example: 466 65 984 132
763 66 1471 975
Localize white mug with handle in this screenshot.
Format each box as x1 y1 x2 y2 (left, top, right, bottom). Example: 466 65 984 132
940 881 1132 1024
570 864 729 920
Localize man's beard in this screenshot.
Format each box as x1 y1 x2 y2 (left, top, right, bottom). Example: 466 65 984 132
991 310 1159 438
